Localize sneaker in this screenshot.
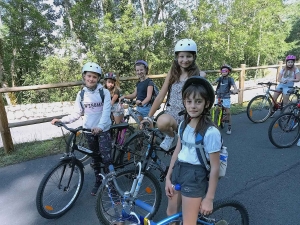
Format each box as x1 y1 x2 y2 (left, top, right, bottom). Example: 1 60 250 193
226 128 231 135
297 139 300 147
160 134 177 151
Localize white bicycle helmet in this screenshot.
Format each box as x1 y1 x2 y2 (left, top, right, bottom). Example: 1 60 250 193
174 39 197 54
82 62 102 76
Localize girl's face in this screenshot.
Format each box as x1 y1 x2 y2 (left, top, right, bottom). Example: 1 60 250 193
135 65 147 79
83 71 99 88
177 52 194 68
184 92 208 118
105 78 115 89
286 60 294 68
221 68 230 76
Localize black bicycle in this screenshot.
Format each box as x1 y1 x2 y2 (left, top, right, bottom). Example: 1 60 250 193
36 122 135 219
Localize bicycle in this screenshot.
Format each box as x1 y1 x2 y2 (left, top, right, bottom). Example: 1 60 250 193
246 82 299 123
211 92 236 129
95 126 177 224
96 162 249 225
268 108 300 148
279 86 300 115
36 122 136 219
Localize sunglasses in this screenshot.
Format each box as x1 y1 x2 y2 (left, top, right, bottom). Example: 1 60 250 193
221 69 229 73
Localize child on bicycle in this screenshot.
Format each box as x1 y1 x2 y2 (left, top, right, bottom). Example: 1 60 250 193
103 72 124 124
272 55 300 116
165 76 221 225
213 64 238 135
51 62 112 196
119 60 154 121
141 39 206 151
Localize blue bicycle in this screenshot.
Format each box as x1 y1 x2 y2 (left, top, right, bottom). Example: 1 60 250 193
95 130 249 225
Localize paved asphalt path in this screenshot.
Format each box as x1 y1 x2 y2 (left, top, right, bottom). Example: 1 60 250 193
1 112 300 225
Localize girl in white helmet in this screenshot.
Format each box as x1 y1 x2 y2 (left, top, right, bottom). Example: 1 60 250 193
142 39 206 151
51 62 112 196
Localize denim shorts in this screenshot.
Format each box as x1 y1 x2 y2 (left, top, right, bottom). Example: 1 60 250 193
111 103 124 117
171 160 208 198
215 98 231 108
136 104 151 118
276 83 294 95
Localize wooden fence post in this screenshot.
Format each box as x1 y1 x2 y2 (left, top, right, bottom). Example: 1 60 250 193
238 64 246 104
276 61 283 82
0 94 14 153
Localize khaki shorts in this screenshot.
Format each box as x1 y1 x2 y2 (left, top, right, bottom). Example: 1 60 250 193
171 160 208 198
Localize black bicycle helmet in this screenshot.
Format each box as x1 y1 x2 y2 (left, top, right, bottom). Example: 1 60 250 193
220 64 232 72
182 76 215 110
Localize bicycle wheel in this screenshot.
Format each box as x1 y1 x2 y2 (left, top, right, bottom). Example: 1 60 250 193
247 95 272 123
95 168 162 225
36 159 84 219
268 112 300 148
66 131 90 163
199 199 249 225
111 125 135 166
116 132 148 166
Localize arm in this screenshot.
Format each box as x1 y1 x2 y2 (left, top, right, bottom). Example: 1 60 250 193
52 93 82 124
141 85 153 106
148 71 171 117
97 89 112 131
111 94 119 105
292 69 300 82
121 88 137 100
165 136 181 198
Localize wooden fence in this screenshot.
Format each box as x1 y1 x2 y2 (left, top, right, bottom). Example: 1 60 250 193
1 61 299 154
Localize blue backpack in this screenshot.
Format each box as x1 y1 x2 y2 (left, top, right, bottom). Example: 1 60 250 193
179 121 228 179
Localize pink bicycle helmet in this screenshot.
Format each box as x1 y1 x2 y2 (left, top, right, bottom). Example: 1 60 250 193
286 55 296 61
104 72 117 81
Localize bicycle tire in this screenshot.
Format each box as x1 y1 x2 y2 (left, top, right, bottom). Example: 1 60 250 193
36 159 84 219
112 125 135 167
95 167 162 225
268 112 300 148
247 95 272 123
66 131 90 163
199 199 249 225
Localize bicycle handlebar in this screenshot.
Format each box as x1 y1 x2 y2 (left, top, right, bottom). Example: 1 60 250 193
257 82 277 86
54 122 91 134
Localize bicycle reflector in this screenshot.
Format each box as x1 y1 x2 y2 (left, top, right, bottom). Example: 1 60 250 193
44 205 54 211
145 187 152 194
76 131 81 136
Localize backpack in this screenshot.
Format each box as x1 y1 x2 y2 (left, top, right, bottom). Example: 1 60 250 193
179 121 228 179
146 79 159 104
79 88 105 113
216 77 232 94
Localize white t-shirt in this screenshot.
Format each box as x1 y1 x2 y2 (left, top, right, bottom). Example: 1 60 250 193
177 124 221 165
60 84 112 131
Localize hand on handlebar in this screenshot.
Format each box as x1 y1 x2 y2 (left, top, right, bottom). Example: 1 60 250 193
51 118 61 125
139 119 153 129
91 127 102 135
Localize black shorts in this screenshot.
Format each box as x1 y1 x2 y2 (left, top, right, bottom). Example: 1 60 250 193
171 160 208 198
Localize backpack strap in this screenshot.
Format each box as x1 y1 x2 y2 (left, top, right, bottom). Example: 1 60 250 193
79 88 105 113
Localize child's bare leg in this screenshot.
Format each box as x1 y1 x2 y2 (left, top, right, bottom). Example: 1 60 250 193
166 190 182 225
181 195 202 225
156 114 177 137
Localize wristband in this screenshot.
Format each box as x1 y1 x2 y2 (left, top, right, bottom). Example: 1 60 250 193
143 116 153 123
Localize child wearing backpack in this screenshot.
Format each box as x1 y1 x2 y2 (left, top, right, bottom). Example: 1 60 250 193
213 64 238 135
119 60 154 121
142 39 206 151
103 72 124 124
272 55 300 115
165 76 222 224
51 62 112 196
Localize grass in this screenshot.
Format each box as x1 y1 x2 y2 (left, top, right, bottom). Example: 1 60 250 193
0 103 248 168
0 136 69 168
